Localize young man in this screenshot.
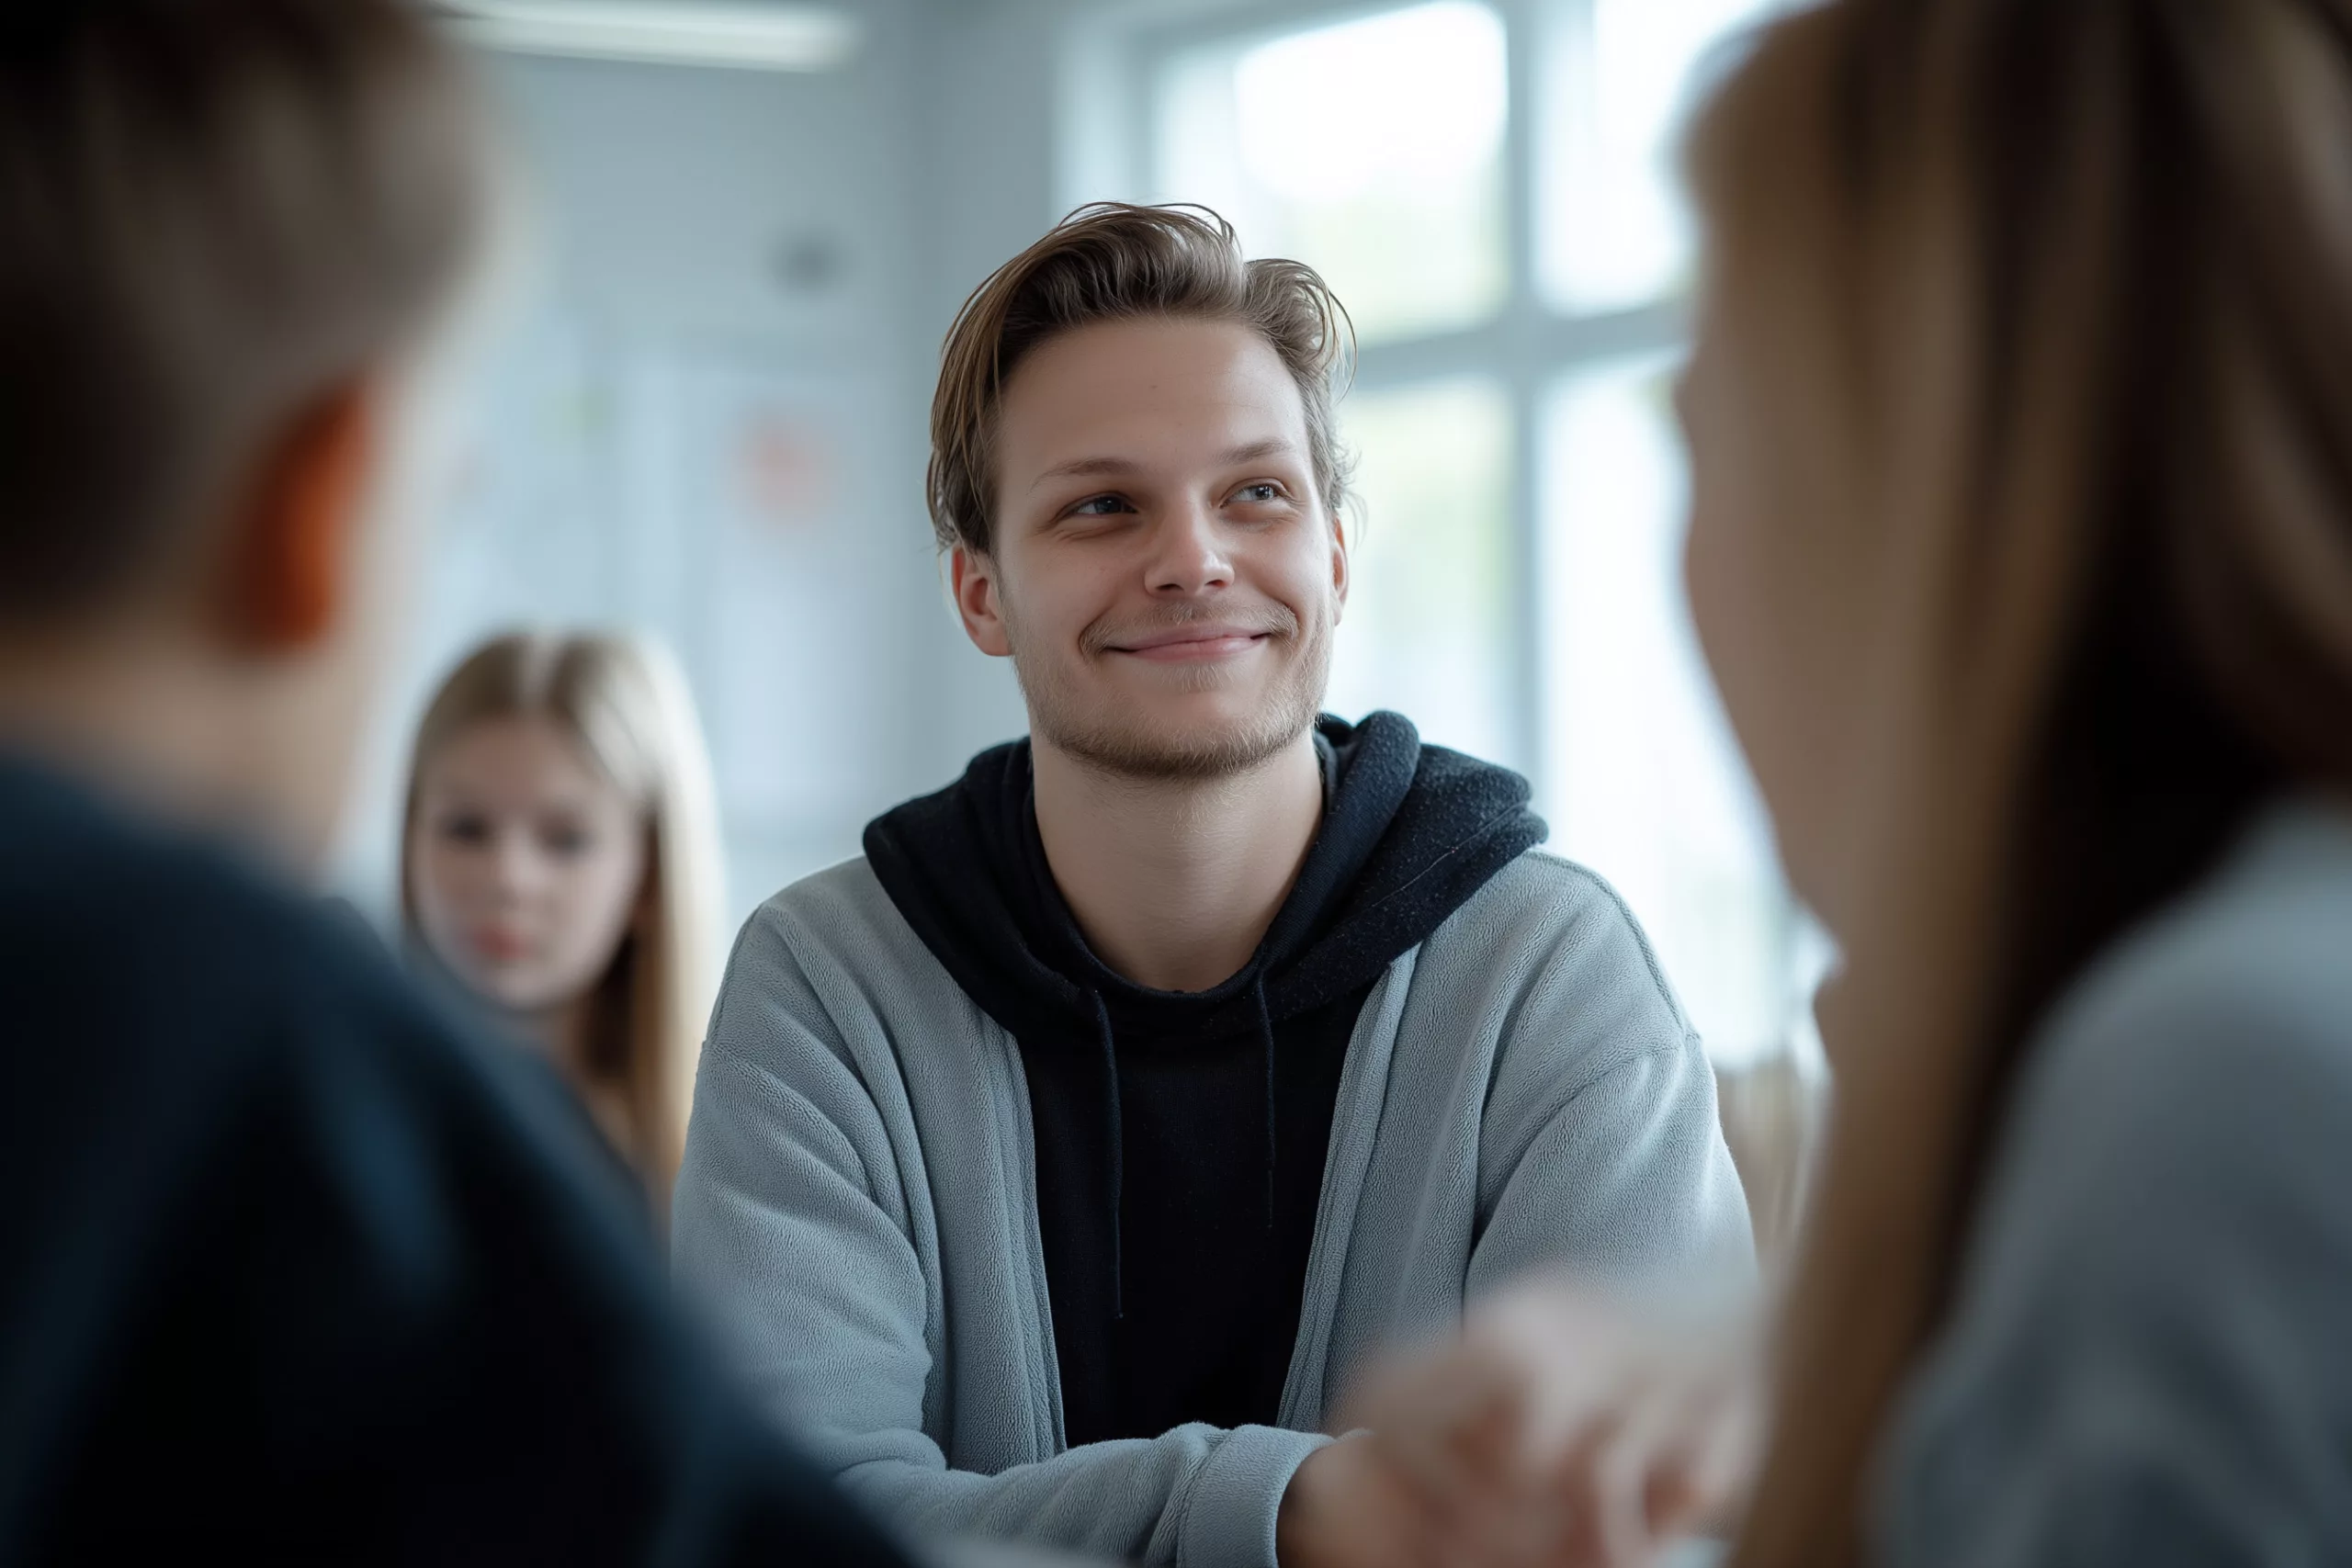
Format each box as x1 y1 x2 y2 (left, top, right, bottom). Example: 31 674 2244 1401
0 6 904 1562
673 205 1755 1568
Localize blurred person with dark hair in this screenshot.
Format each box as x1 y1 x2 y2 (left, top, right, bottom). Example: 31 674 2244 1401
402 630 724 1219
1342 0 2352 1563
0 5 908 1562
670 201 1754 1568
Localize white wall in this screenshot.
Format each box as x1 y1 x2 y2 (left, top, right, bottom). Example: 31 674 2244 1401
900 0 1073 767
343 0 1037 935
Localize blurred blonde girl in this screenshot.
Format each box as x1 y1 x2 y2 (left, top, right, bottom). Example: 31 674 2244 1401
402 631 723 1215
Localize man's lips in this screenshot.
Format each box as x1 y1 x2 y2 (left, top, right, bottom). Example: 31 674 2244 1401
1103 625 1276 662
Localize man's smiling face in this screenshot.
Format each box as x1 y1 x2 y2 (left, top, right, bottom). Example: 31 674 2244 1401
953 315 1350 779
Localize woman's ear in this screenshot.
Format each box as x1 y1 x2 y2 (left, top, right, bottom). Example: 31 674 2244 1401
227 378 379 651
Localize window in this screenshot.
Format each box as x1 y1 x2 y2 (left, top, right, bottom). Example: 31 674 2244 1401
1540 0 1771 310
1157 3 1510 346
1543 355 1793 1061
1133 0 1812 1064
1323 378 1514 764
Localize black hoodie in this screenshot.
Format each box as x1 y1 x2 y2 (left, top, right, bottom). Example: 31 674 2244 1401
863 712 1545 1447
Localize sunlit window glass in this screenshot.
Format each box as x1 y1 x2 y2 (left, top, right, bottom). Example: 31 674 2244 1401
1541 355 1795 1064
1539 0 1779 313
1157 2 1508 346
1325 378 1516 767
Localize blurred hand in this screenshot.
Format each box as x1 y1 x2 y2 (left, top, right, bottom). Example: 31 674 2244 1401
1340 1280 1768 1568
1277 1431 1442 1568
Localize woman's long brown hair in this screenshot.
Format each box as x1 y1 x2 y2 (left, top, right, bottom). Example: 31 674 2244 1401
1690 2 2352 1562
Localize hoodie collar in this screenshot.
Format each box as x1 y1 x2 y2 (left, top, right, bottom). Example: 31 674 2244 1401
865 712 1546 1053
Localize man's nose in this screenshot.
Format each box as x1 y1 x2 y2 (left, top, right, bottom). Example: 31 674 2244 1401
1144 500 1235 595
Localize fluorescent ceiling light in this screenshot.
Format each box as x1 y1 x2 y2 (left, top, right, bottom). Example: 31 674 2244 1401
445 2 860 73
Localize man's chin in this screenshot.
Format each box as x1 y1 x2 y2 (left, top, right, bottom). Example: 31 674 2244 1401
1014 636 1333 783
1035 697 1314 783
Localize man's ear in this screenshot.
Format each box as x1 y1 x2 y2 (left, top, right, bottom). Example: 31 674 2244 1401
1329 507 1351 622
227 378 379 651
950 542 1014 658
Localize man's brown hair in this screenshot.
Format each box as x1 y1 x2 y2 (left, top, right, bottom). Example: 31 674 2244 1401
0 0 490 626
926 202 1355 556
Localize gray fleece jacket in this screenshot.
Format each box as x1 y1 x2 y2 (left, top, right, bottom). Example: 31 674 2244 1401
672 850 1754 1568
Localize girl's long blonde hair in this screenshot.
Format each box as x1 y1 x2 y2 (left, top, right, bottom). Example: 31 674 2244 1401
1689 2 2352 1562
401 631 724 1213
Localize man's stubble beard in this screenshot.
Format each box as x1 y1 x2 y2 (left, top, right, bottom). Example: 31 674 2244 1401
1010 608 1335 784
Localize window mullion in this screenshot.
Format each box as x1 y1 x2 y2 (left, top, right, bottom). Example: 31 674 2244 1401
1501 0 1547 784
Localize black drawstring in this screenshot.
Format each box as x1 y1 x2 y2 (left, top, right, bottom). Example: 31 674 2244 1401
1254 976 1277 1232
1091 988 1125 1321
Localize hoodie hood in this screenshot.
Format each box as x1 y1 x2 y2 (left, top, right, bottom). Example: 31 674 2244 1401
865 711 1546 1050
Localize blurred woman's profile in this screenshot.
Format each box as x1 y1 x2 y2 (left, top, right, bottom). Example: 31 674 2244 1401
401 631 723 1216
1343 0 2352 1562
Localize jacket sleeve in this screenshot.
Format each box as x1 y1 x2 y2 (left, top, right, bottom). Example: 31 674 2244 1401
670 911 1327 1568
1464 864 1758 1300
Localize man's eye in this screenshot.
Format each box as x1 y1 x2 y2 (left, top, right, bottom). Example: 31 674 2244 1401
1068 494 1133 517
437 814 491 846
1233 483 1283 504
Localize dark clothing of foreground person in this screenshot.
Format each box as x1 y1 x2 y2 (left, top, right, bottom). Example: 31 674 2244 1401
0 754 911 1567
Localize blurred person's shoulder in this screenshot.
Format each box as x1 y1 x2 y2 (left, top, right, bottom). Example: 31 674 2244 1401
0 750 615 1196
1927 793 2352 1344
0 754 904 1563
3 749 444 1067
2019 796 2352 1135
1880 819 2352 1559
1966 797 2352 1272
